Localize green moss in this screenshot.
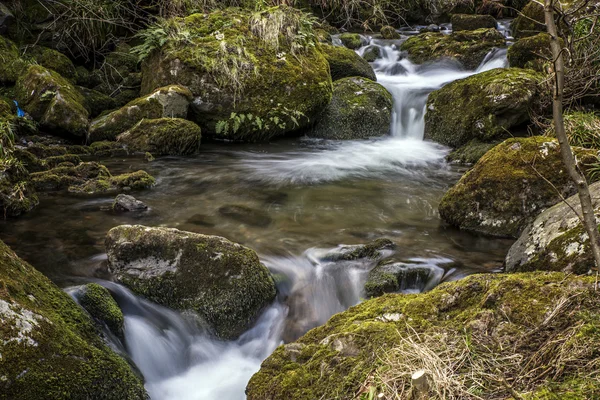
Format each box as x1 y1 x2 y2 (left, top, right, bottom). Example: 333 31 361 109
512 1 545 39
400 28 506 69
0 36 29 84
380 26 400 39
30 162 110 192
109 170 155 190
0 239 146 399
22 45 76 80
508 33 558 72
43 154 82 169
79 283 124 339
78 86 117 118
424 68 544 148
117 118 201 156
364 260 433 297
339 33 363 49
321 44 376 81
361 45 380 62
450 14 497 31
546 111 600 150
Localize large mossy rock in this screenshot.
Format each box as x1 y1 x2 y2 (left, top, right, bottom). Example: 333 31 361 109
105 225 277 339
424 68 543 149
451 14 497 31
23 45 76 80
507 33 554 72
247 272 600 400
311 77 392 140
512 1 545 39
380 26 400 39
438 137 597 238
88 85 193 142
139 7 332 141
400 28 506 69
0 36 28 84
15 65 89 138
338 33 363 49
117 118 201 156
321 44 376 81
506 181 600 275
0 240 147 399
78 283 124 339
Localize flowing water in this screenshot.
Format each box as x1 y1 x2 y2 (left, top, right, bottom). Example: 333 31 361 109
1 28 512 400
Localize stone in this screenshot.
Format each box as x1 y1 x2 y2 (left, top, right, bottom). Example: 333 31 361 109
78 283 124 339
117 118 201 156
321 44 376 81
451 14 497 31
112 194 148 212
380 25 400 39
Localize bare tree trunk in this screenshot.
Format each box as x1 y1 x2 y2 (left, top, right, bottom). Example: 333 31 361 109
545 0 600 272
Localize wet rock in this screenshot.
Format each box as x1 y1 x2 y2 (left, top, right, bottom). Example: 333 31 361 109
339 33 363 49
219 204 272 227
321 44 376 81
380 25 400 39
106 225 277 339
117 117 201 156
361 45 381 62
112 194 148 212
400 28 506 69
439 137 598 238
365 260 442 297
312 77 392 140
321 238 395 261
446 139 500 164
420 24 440 33
451 14 497 31
508 33 556 72
78 283 124 339
424 68 543 149
506 181 600 275
88 85 193 143
0 239 147 399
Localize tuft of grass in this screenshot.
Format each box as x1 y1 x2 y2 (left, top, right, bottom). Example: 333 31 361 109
0 119 16 160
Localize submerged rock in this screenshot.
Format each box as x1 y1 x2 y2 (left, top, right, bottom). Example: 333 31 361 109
117 117 201 156
400 28 506 69
424 68 543 148
451 14 497 31
438 137 597 238
247 272 600 399
364 260 442 297
0 240 146 399
112 194 148 212
105 225 277 339
321 238 395 261
88 85 193 143
311 77 392 140
506 181 600 274
321 44 376 81
79 283 125 339
218 204 272 227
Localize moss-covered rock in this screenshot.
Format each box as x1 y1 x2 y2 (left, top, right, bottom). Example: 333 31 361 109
360 45 380 62
506 180 600 275
22 45 76 80
78 86 117 118
0 239 147 399
88 85 193 142
424 68 543 148
380 25 400 39
15 65 89 138
78 283 124 339
446 139 500 164
139 7 332 141
507 32 555 72
117 118 201 156
320 238 395 261
247 272 600 400
0 158 38 218
512 1 545 39
451 14 497 31
311 77 392 140
338 33 363 49
400 28 506 69
105 225 277 339
438 137 597 238
546 111 600 150
321 44 376 81
0 36 28 84
364 259 441 297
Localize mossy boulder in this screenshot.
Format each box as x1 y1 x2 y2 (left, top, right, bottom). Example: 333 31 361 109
451 14 497 31
364 259 442 297
506 180 600 275
446 139 500 164
88 85 193 142
507 32 555 72
512 1 545 39
23 45 76 80
247 272 600 400
546 111 600 150
424 68 543 148
400 28 506 69
338 33 363 49
78 86 117 118
321 44 376 81
311 77 392 140
380 25 400 39
105 225 277 339
15 65 89 138
117 118 201 156
0 36 28 84
360 45 380 62
78 283 124 339
0 239 147 399
438 137 597 238
139 7 332 141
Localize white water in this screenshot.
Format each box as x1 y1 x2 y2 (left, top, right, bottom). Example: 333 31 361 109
72 32 509 400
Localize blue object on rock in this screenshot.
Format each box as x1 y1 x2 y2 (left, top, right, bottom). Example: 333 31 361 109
14 100 25 117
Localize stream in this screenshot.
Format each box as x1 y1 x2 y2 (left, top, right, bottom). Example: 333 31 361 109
0 26 513 400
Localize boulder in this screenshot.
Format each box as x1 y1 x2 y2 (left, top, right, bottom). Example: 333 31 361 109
15 65 89 138
446 139 500 164
507 33 554 72
105 225 277 339
23 45 76 80
88 85 193 142
424 68 543 148
505 181 600 275
400 28 506 69
338 33 363 49
117 118 201 156
438 137 597 238
364 259 443 297
321 44 376 81
0 240 146 399
512 1 545 39
0 36 27 84
451 14 497 31
311 77 392 140
78 86 117 118
380 25 400 39
320 238 395 261
78 283 125 339
138 7 332 141
247 272 600 400
112 194 148 212
360 45 380 62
